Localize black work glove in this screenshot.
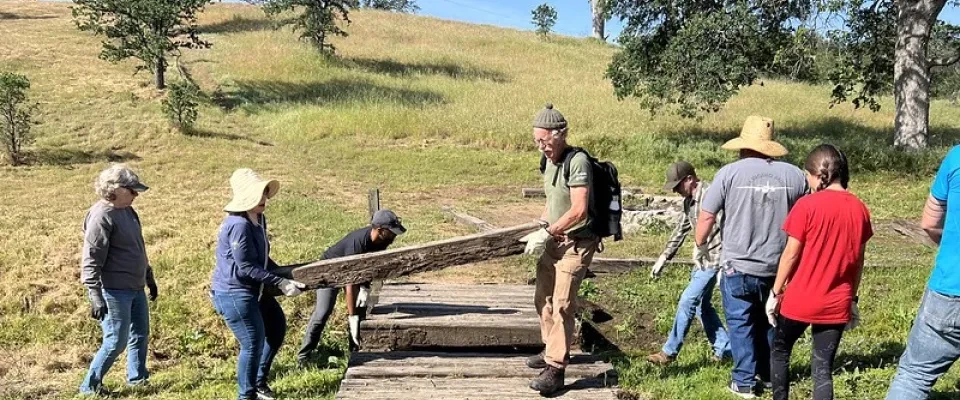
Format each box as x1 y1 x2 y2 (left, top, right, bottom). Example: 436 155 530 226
88 288 108 321
147 282 158 302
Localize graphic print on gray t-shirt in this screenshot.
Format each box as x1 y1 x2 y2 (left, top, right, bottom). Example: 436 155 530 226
701 157 808 277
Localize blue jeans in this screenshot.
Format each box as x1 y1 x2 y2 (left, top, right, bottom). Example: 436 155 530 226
213 290 287 400
663 268 731 358
79 289 150 394
720 269 775 389
886 289 960 400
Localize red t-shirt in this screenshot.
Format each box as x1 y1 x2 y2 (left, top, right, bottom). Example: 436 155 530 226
779 190 873 324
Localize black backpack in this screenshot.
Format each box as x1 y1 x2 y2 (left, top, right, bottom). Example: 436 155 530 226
539 147 623 241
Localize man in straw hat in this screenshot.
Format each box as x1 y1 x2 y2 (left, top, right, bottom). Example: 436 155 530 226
520 103 600 395
646 161 731 367
211 168 307 400
297 209 406 365
695 116 808 398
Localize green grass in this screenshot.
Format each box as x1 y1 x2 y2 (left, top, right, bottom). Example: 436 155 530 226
1 1 958 398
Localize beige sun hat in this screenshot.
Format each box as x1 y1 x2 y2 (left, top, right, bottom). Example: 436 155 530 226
721 116 789 158
223 168 280 213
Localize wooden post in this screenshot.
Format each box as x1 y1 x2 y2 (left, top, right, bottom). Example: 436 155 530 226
368 188 381 219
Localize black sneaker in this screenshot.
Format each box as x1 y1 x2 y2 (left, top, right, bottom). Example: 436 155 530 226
526 352 546 369
726 381 757 399
256 385 277 400
529 365 565 395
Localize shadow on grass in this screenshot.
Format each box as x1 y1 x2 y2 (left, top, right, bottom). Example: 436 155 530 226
0 12 58 20
184 128 274 147
22 148 141 166
342 57 510 83
658 117 960 176
213 78 446 112
200 14 274 34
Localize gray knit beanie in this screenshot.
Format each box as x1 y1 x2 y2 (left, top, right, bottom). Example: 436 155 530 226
532 103 567 130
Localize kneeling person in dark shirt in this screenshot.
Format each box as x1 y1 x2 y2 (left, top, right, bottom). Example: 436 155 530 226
297 209 406 363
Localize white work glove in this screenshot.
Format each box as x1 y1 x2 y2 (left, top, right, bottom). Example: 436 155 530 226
357 285 370 308
765 291 780 327
348 315 361 347
520 228 551 255
845 301 861 331
650 255 668 279
278 278 306 297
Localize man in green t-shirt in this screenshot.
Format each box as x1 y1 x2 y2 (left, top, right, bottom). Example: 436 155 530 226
521 103 599 395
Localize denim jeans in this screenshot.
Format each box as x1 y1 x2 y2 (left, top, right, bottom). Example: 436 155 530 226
662 267 731 359
79 289 150 394
720 269 775 389
212 290 287 400
886 289 960 400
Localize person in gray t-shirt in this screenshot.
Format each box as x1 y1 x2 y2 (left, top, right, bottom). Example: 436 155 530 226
695 116 808 397
79 165 156 396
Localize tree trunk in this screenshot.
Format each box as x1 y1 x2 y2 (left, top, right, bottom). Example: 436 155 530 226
155 57 166 90
590 0 605 40
894 0 946 150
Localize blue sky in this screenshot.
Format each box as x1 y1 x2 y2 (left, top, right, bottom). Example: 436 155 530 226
418 0 624 38
416 0 960 40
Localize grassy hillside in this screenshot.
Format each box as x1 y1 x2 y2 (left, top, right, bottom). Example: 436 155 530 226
0 1 958 399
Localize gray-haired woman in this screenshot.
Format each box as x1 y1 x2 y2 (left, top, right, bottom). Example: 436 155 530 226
79 164 157 396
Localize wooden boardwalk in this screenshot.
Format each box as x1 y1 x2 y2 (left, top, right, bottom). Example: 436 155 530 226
338 282 620 399
361 283 542 350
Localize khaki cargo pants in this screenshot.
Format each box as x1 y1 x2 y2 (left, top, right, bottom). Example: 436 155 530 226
535 236 599 368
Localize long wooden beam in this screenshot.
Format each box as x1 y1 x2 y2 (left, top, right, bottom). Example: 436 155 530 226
273 223 540 287
521 187 645 198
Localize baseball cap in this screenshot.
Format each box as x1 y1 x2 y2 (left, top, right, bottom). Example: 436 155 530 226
663 161 695 192
372 209 406 236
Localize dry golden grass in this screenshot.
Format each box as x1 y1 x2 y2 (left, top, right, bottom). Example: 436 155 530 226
1 1 958 398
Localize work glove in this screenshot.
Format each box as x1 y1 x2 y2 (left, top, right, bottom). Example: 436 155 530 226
357 285 370 308
147 282 158 302
650 255 669 279
765 291 780 327
348 315 362 349
845 301 861 331
520 228 551 255
88 288 108 321
278 278 307 297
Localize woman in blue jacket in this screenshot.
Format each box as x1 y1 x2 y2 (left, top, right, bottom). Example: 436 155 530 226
211 168 306 400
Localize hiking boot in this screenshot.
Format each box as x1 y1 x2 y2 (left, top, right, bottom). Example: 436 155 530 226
646 351 676 366
526 352 547 369
256 385 277 400
526 352 570 369
726 381 757 399
529 365 565 395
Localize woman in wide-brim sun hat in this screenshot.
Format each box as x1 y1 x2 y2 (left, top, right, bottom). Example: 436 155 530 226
210 168 306 400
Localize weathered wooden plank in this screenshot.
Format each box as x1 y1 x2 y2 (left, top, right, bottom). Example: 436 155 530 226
346 352 615 380
360 322 542 350
273 223 539 287
589 257 694 275
336 377 619 400
441 206 497 232
888 219 939 249
522 187 644 198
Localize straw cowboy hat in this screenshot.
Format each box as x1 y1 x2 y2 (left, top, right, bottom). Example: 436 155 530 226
721 116 788 158
223 168 280 212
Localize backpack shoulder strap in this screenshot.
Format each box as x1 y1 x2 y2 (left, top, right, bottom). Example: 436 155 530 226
539 153 548 175
562 147 587 183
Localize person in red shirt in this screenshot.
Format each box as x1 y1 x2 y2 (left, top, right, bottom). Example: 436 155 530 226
765 144 873 400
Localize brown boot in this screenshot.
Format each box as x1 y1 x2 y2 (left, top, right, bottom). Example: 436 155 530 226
526 352 546 369
529 365 565 394
646 351 675 366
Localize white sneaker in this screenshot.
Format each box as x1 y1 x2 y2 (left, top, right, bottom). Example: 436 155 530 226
727 381 757 399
